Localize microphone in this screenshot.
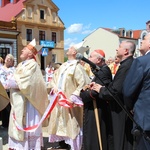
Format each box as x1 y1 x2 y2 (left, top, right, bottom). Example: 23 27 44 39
76 53 100 71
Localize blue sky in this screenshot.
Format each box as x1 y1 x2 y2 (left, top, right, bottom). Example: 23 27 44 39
53 0 150 49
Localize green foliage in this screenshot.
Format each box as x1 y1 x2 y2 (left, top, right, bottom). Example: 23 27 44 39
64 57 68 62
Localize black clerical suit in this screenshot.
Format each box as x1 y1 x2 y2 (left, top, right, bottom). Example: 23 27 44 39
80 64 112 150
99 56 134 150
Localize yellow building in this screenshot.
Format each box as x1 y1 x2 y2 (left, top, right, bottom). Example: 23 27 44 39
0 0 65 69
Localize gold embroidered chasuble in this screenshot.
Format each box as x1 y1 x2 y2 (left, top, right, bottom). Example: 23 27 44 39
48 60 90 139
9 59 49 141
0 81 9 111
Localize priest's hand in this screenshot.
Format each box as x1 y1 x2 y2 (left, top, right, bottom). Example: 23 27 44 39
91 83 103 93
53 87 58 93
82 84 91 91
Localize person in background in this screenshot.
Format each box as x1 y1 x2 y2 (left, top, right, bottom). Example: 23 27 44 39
106 56 114 65
91 40 136 150
0 57 4 67
45 65 54 83
80 49 112 150
45 64 50 82
0 54 15 87
47 44 90 150
52 62 62 72
0 54 15 128
123 33 150 150
6 39 49 150
108 56 121 78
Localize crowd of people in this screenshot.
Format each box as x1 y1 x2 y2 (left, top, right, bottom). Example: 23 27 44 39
0 34 150 150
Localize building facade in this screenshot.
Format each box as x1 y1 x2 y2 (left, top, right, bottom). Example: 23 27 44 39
0 0 65 69
82 27 148 60
0 20 19 66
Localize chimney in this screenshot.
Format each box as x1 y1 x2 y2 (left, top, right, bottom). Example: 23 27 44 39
1 0 10 7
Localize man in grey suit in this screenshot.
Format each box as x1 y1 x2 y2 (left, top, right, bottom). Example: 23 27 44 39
123 33 150 150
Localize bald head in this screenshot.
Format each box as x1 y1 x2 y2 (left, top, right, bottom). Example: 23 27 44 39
116 40 135 61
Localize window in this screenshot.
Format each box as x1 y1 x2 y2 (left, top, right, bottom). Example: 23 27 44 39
28 7 32 18
0 48 10 59
52 32 56 43
142 34 146 40
130 31 132 38
39 30 45 69
40 10 45 19
39 30 45 40
122 30 125 37
52 54 56 63
52 12 57 22
26 29 32 41
22 9 26 20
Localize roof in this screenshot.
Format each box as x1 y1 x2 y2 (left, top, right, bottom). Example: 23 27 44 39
132 30 142 39
103 27 143 39
0 0 26 22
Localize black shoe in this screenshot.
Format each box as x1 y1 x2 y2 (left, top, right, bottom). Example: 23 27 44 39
49 141 71 149
59 141 67 147
49 145 70 149
0 125 7 129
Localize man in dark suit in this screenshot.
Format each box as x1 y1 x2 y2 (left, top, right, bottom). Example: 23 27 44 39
92 40 136 150
123 33 150 150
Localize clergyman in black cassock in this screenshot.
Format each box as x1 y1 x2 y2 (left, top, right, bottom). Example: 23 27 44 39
80 49 113 150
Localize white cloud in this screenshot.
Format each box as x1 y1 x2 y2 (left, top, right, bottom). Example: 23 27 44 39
67 23 83 34
66 23 95 35
82 29 95 35
113 26 117 30
64 38 78 49
65 23 96 49
83 23 91 30
81 24 94 34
